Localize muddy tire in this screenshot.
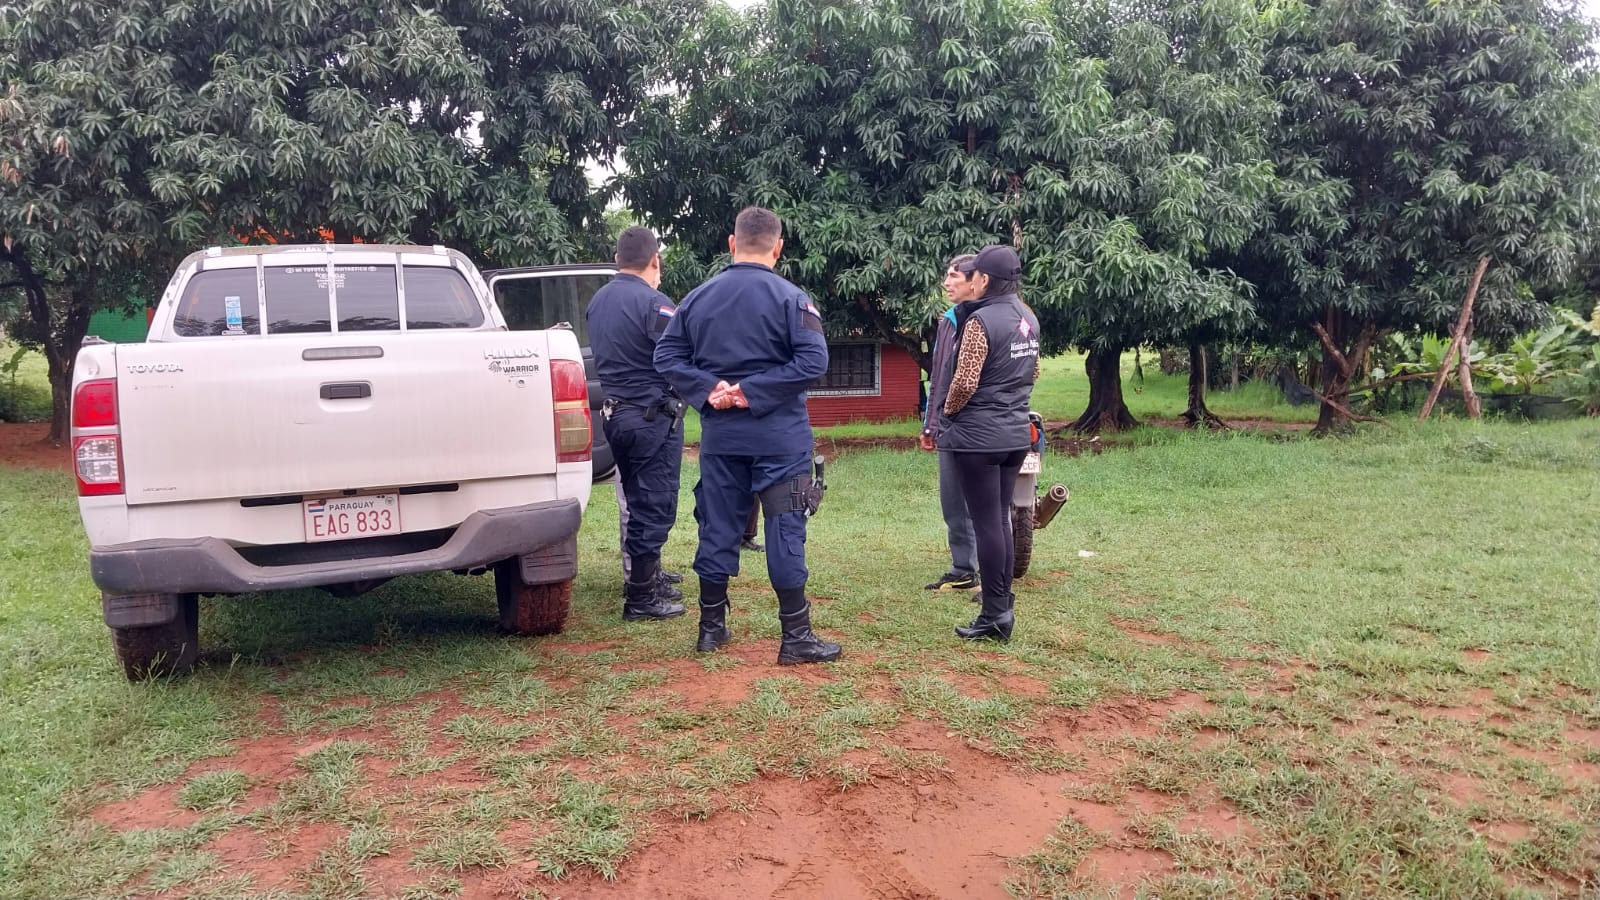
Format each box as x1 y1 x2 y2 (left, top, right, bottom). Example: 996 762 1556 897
110 593 200 681
1012 503 1035 579
494 561 572 636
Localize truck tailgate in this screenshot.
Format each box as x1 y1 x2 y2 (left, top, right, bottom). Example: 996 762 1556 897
116 331 559 505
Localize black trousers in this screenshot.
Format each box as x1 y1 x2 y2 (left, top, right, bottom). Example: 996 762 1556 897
950 449 1028 606
603 407 684 567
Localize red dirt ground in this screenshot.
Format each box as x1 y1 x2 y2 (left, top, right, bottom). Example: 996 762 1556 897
87 666 1287 900
0 422 66 470
80 642 1600 899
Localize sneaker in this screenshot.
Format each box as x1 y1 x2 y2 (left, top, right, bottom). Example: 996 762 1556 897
924 571 979 591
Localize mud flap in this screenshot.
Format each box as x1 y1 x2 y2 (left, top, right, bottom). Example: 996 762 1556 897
517 535 578 586
102 592 182 628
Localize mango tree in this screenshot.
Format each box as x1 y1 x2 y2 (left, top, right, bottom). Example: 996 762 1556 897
0 0 690 442
622 0 1275 432
1247 0 1600 434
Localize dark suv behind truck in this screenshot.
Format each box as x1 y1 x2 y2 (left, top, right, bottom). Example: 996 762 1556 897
486 264 619 481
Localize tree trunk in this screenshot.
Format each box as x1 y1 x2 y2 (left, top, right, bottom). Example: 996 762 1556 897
1457 319 1480 418
1420 257 1489 421
1312 341 1354 435
1071 348 1138 433
1181 343 1228 429
46 286 93 445
1310 309 1376 436
2 245 86 445
48 370 72 444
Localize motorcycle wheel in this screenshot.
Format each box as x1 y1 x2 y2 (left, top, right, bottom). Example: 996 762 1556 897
1012 502 1035 579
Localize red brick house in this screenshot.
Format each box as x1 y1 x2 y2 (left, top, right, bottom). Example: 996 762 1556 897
806 341 923 426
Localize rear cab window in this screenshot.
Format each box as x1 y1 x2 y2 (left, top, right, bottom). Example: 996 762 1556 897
405 267 483 330
170 254 484 337
171 269 261 337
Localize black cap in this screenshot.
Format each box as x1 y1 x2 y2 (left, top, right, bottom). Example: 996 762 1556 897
956 244 1022 280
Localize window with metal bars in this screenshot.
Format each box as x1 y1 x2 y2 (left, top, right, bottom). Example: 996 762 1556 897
810 342 880 396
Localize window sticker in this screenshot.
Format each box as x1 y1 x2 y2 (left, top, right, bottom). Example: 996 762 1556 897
224 296 244 334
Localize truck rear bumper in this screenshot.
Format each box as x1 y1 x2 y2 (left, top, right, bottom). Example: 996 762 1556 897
90 499 582 596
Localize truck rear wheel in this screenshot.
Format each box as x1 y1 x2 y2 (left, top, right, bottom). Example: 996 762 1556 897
109 593 200 680
494 560 572 636
1012 503 1035 580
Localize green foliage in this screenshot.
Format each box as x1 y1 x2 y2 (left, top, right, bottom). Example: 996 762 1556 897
1558 344 1600 414
0 0 695 434
2 0 698 265
1480 321 1586 395
1237 0 1600 427
0 342 50 422
0 345 25 382
1258 0 1600 331
625 0 1276 358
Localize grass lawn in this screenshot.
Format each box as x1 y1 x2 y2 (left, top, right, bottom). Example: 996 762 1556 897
1 415 1595 898
678 351 1315 447
0 342 52 423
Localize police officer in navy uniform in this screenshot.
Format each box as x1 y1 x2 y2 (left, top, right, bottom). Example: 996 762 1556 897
585 226 686 621
654 206 843 664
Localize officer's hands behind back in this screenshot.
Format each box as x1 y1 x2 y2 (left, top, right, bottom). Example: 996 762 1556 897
709 380 749 410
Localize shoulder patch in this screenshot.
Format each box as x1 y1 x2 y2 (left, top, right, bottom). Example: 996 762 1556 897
799 297 824 334
657 305 675 318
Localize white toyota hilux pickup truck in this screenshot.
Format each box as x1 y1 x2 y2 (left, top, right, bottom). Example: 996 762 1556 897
70 244 593 679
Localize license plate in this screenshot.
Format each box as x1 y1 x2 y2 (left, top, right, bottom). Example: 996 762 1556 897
303 494 401 542
1020 452 1041 475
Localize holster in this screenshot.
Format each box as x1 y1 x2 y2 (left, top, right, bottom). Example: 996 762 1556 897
759 473 824 519
662 394 686 435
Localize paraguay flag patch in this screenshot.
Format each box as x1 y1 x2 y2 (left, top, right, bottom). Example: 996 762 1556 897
799 298 824 333
657 305 675 318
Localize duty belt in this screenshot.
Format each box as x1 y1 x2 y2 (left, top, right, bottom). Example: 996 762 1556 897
601 396 687 428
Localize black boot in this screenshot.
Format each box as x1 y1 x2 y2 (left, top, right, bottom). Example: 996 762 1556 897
623 559 686 621
653 569 683 601
775 586 841 665
956 591 1014 641
695 578 732 653
626 553 681 603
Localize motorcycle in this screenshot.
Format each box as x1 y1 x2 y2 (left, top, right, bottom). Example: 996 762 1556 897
1012 411 1071 578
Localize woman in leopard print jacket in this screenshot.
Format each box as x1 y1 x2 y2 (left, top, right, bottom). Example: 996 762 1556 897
935 245 1042 642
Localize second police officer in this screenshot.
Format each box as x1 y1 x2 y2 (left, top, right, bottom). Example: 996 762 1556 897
584 227 687 621
654 206 844 664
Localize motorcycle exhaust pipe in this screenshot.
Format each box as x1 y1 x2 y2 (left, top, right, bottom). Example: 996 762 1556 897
1033 483 1070 530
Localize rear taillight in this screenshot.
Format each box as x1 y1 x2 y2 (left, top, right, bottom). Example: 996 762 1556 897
72 379 123 496
72 380 118 427
551 359 591 463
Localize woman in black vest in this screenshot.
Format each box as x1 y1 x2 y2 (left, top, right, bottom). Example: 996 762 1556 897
934 245 1041 641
